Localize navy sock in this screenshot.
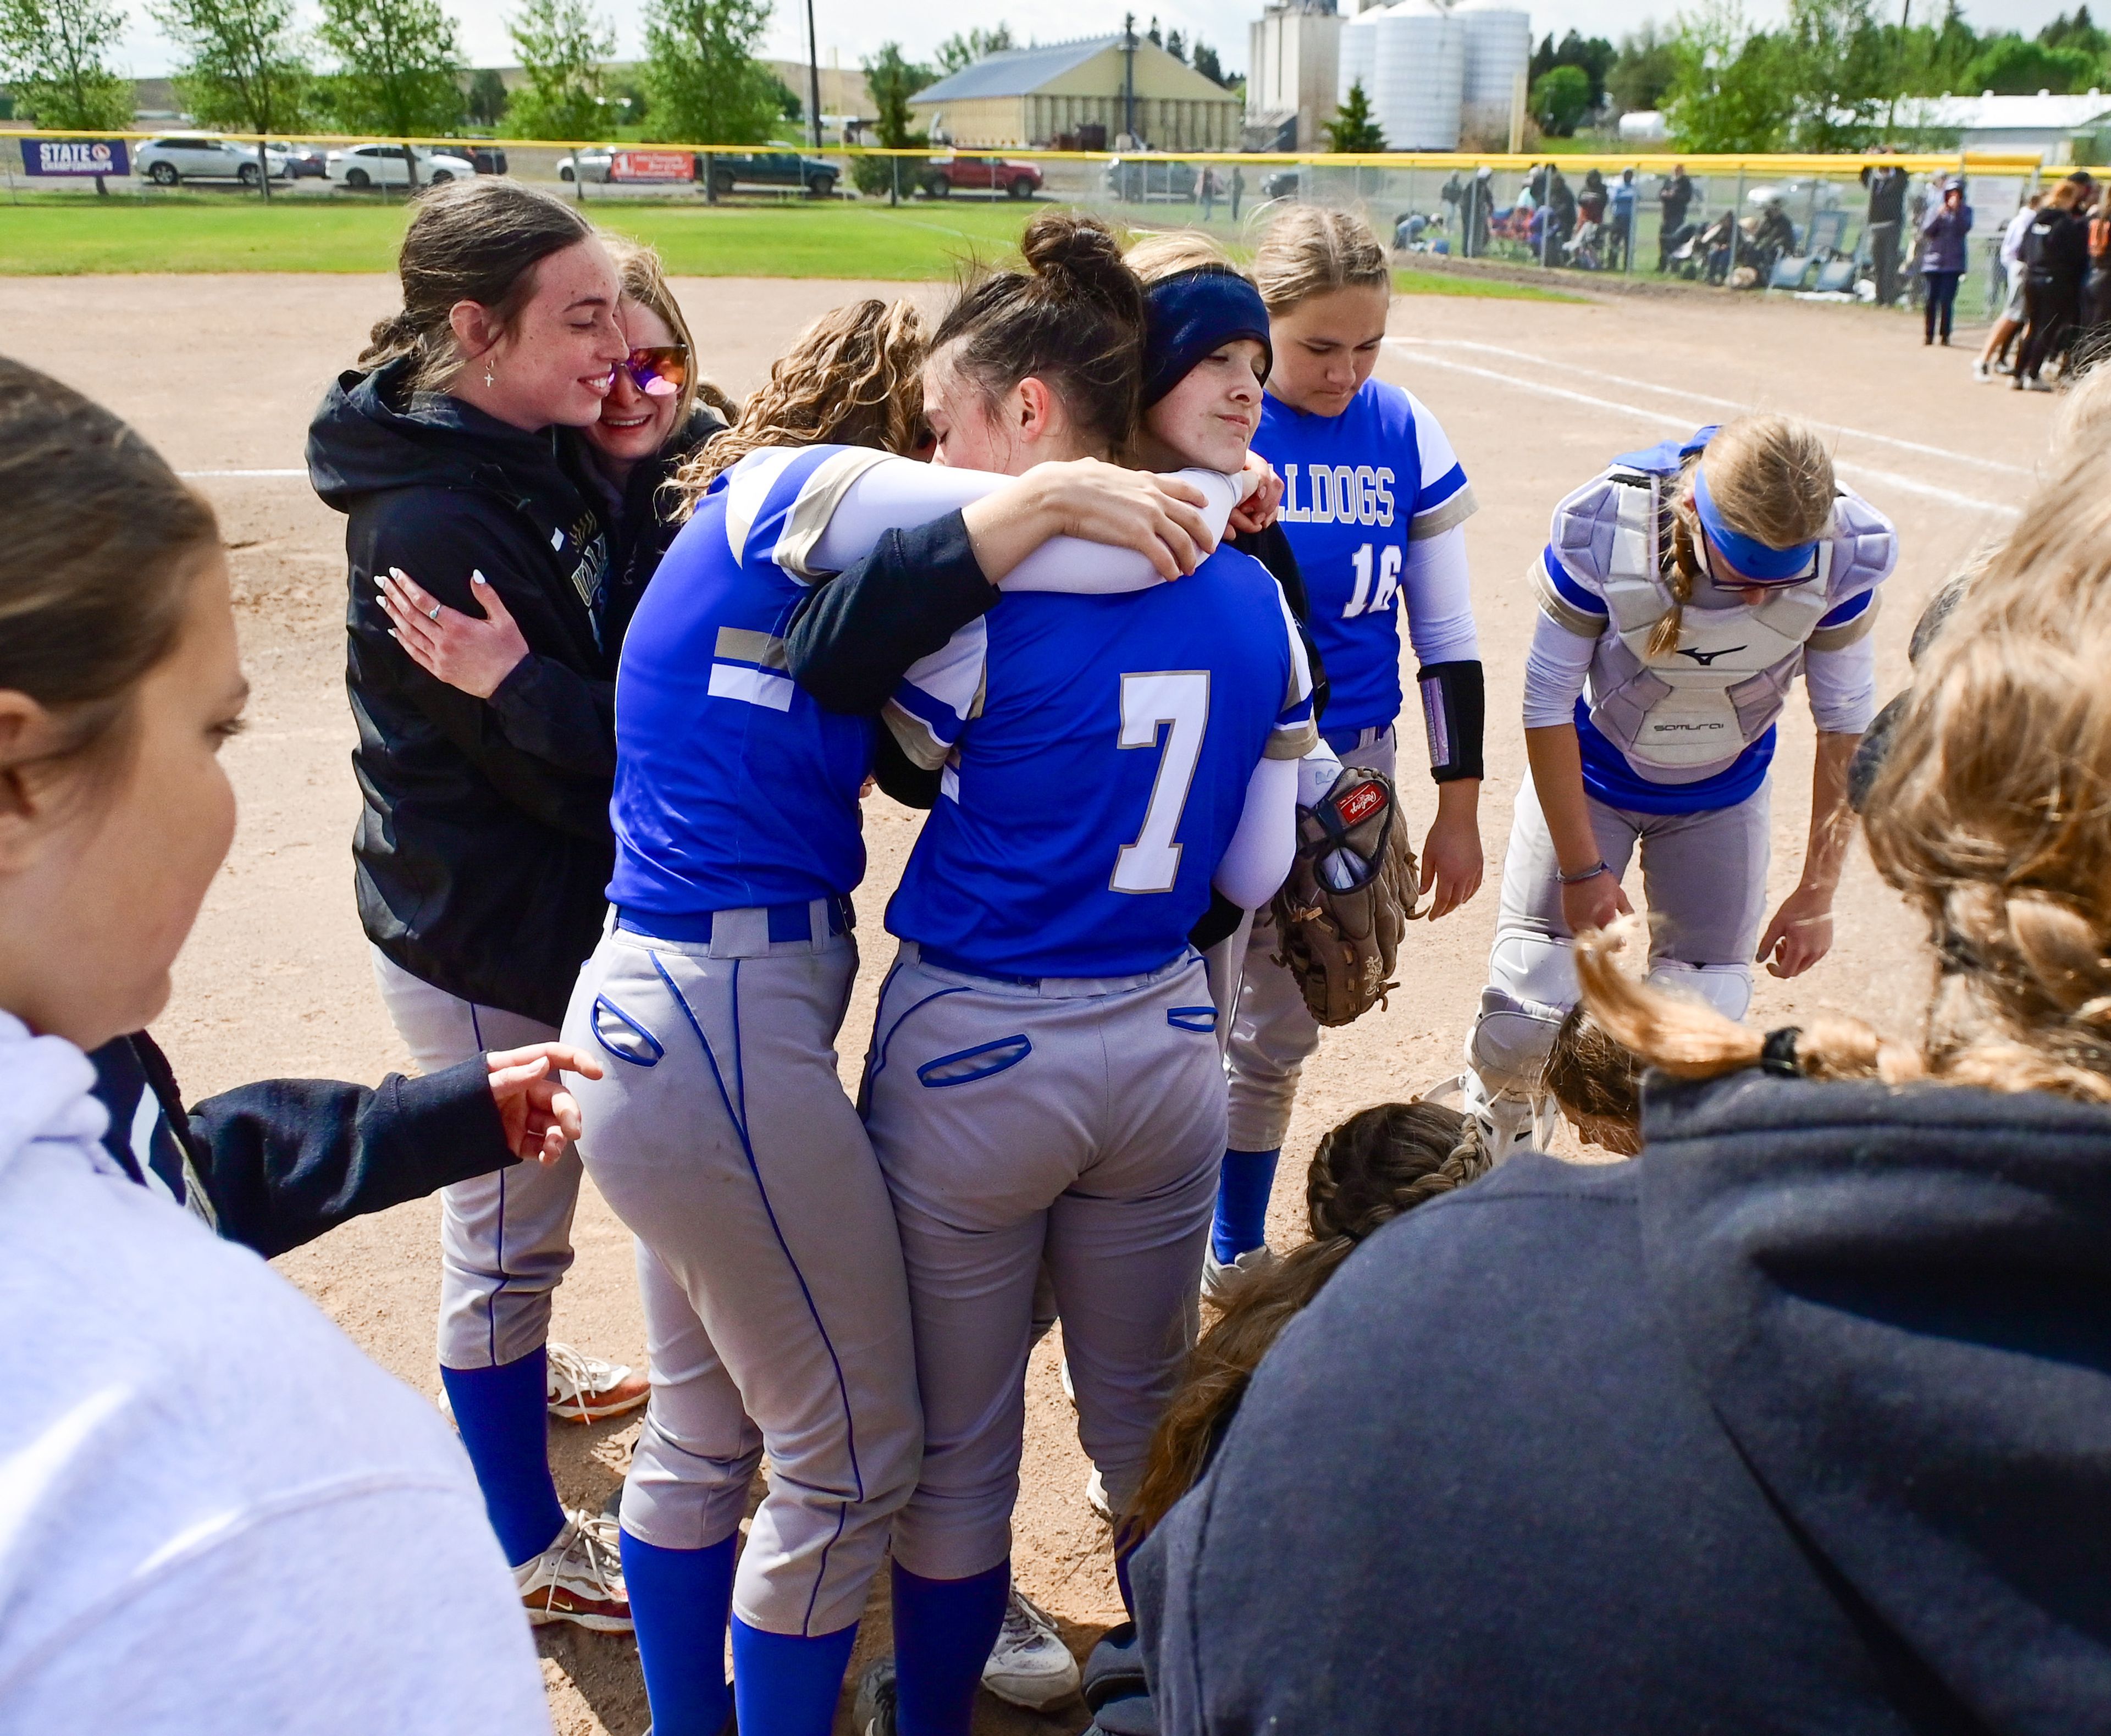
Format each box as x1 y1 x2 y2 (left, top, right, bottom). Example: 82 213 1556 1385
1212 1148 1280 1263
439 1350 565 1566
623 1530 736 1736
891 1559 1009 1736
731 1615 858 1736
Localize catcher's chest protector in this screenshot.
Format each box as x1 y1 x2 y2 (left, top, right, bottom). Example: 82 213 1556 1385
1588 474 1832 774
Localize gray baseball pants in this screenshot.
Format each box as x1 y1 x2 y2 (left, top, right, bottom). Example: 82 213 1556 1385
562 916 920 1637
1469 775 1771 1092
371 948 579 1372
863 942 1224 1582
1225 726 1398 1153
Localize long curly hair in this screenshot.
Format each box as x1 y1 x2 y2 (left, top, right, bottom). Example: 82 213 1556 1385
1121 1102 1489 1544
674 297 930 507
1577 372 2111 1102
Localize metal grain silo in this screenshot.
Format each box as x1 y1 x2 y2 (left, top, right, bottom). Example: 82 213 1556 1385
1337 4 1381 123
1369 0 1465 151
1455 0 1530 147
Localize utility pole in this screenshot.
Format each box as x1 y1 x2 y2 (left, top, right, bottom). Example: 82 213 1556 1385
1123 11 1137 145
806 0 823 151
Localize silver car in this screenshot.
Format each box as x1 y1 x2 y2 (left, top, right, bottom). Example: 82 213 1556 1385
556 147 618 184
326 142 478 189
137 135 290 187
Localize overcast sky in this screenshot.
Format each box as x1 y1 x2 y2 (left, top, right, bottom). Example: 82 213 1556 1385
113 0 2064 84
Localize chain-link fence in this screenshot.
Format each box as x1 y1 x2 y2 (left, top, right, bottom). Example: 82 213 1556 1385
2 129 2049 327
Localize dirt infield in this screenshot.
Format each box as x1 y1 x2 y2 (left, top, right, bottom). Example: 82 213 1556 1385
0 273 2049 1734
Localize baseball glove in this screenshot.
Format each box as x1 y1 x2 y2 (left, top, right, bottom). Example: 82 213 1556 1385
1269 765 1424 1027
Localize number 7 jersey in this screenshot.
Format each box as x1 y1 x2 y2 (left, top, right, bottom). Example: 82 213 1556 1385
883 544 1317 979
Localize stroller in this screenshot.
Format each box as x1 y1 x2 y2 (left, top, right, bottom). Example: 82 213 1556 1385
1563 217 1606 272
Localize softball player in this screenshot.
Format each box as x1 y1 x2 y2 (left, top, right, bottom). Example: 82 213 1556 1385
1212 206 1487 1277
1466 414 1897 1152
560 294 1256 1736
848 220 1317 1736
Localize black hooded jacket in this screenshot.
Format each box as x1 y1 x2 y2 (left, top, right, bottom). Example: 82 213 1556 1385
309 357 619 1025
1135 1068 2111 1735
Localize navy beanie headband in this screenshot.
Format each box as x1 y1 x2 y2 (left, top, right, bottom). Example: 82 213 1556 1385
1141 267 1273 408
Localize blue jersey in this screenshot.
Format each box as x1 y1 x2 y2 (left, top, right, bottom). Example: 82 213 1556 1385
884 546 1316 979
1254 378 1476 737
606 446 878 921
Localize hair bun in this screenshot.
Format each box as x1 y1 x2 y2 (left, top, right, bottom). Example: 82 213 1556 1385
1019 212 1142 320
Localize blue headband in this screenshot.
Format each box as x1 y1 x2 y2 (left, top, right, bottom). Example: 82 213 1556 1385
1693 460 1819 583
1141 267 1272 408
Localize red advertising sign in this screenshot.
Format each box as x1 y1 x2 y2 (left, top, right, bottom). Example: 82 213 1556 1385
609 150 694 183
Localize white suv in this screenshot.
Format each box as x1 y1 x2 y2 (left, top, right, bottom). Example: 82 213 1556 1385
327 143 478 190
138 135 290 187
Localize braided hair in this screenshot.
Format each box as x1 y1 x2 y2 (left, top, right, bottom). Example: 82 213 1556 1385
1121 1103 1489 1544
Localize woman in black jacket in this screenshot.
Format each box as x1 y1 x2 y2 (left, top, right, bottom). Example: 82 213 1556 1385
307 178 638 1633
2015 179 2088 391
1132 430 2111 1734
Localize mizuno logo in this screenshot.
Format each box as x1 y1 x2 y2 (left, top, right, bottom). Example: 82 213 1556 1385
1675 644 1748 666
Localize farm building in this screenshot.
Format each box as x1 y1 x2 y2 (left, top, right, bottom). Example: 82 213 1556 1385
908 35 1244 151
1893 91 2111 164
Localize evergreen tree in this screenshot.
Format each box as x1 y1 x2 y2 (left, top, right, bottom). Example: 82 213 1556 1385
1607 24 1677 114
505 0 612 140
1146 16 1161 47
0 0 132 137
852 38 930 196
467 65 509 124
644 0 777 146
933 23 1012 74
1165 28 1185 63
1965 34 2098 95
1324 79 1384 152
153 0 310 197
317 0 465 139
1192 39 1225 85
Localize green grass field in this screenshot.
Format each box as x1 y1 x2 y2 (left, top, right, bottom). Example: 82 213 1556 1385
0 192 1574 296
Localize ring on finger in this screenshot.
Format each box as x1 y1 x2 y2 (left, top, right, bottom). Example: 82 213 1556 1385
427 603 442 621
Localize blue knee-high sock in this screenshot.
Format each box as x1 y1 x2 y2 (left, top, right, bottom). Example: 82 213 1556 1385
1212 1148 1280 1263
440 1350 565 1566
891 1560 1009 1736
622 1530 736 1736
731 1615 858 1736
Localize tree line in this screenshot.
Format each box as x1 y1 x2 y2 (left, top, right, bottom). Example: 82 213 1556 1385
1526 2 2111 152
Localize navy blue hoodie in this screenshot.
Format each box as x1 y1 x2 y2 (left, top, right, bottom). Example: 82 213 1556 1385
1135 1068 2111 1735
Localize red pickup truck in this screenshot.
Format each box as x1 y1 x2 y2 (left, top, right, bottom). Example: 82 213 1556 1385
921 154 1043 200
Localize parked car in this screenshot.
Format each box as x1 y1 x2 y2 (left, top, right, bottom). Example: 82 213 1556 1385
455 142 508 175
697 150 839 198
557 146 694 185
920 154 1042 199
1103 155 1198 203
137 135 291 187
1261 167 1303 201
327 143 477 189
276 143 329 179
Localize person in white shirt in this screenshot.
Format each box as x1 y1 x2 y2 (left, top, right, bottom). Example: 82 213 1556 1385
1977 195 2042 382
0 355 561 1734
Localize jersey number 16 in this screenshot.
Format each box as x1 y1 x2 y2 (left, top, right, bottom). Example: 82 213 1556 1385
1345 543 1403 618
1111 670 1210 895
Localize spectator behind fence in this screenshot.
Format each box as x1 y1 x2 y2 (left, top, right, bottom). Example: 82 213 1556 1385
2086 187 2111 337
1657 163 1694 272
1978 193 2042 382
1919 178 1974 348
1132 431 2111 1733
1610 168 1637 269
2015 178 2090 392
0 357 551 1731
1861 148 1908 305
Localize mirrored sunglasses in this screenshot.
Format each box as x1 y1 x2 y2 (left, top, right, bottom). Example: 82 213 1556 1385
620 345 688 398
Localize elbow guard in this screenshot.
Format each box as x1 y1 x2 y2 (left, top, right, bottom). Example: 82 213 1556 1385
1417 659 1485 783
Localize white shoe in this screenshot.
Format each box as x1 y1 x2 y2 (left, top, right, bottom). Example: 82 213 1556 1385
515 1509 632 1632
981 1586 1082 1710
1972 360 1992 381
1085 1468 1115 1523
1059 1354 1076 1410
2025 375 2054 393
1201 1242 1274 1304
1460 1068 1543 1164
546 1341 651 1424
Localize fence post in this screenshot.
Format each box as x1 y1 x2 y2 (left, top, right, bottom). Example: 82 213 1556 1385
891 152 899 207
1730 164 1745 289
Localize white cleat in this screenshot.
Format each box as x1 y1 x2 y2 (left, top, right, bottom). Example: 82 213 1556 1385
1460 1068 1545 1164
982 1586 1082 1710
1201 1242 1274 1304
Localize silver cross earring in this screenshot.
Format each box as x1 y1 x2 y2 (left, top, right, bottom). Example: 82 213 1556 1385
484 360 496 389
